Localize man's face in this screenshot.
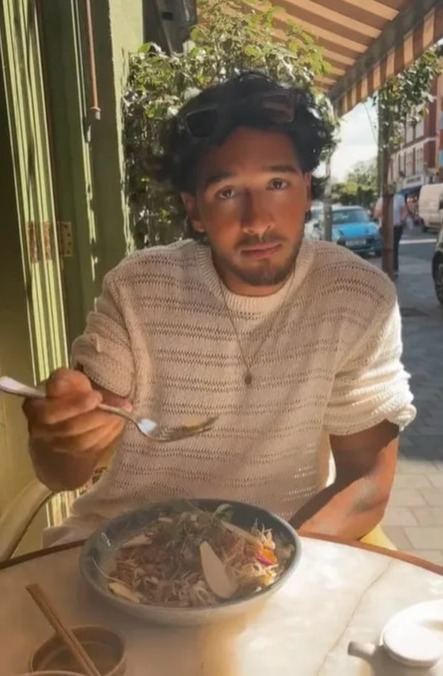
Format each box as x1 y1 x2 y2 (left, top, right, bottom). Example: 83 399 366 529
182 127 311 296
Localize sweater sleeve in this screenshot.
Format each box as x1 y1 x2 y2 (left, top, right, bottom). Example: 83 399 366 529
324 290 416 436
71 271 134 397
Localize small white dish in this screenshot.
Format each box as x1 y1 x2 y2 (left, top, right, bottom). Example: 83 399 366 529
381 599 443 668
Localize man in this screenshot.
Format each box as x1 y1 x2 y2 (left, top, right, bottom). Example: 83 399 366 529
24 72 415 545
374 191 408 276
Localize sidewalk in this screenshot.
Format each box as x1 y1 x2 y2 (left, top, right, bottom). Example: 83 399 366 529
379 233 443 564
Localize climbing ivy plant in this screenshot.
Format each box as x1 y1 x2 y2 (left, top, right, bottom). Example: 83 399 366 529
124 0 336 248
375 47 443 189
374 46 442 277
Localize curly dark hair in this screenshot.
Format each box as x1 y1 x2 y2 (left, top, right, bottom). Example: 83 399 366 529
152 71 335 239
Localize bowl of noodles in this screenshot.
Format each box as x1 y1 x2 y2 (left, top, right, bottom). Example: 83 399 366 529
80 499 301 625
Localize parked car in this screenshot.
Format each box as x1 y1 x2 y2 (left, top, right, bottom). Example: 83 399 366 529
418 184 443 233
306 204 382 256
330 205 382 257
432 227 443 306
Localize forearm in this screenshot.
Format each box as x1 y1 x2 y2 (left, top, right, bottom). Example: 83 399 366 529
30 439 111 492
290 476 389 540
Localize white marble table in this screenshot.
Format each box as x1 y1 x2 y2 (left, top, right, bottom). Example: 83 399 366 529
2 536 443 676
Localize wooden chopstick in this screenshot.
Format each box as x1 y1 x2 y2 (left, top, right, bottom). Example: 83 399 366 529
26 583 101 676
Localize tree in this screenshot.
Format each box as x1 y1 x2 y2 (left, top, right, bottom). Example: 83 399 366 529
347 159 377 190
331 181 376 209
124 0 336 248
331 159 377 209
375 47 442 278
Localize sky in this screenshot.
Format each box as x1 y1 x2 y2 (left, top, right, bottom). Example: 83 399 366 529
330 102 378 182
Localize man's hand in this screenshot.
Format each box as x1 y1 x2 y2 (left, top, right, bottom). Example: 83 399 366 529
24 368 131 490
291 420 399 540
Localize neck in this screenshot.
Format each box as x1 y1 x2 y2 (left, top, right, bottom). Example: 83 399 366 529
213 260 292 297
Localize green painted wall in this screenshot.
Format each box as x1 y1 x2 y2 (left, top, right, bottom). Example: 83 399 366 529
39 0 100 344
0 0 145 554
90 0 144 278
0 0 68 550
0 59 36 514
38 0 144 345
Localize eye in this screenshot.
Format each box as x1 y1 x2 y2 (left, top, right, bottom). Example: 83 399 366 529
216 187 237 200
268 178 289 191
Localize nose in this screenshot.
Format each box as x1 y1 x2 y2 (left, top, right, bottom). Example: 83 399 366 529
240 190 273 237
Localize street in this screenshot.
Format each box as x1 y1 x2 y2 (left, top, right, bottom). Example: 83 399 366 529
380 230 443 563
400 234 436 261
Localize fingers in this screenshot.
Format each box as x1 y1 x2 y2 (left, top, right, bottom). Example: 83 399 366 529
29 407 122 439
23 367 131 458
49 419 125 455
45 368 94 398
23 390 102 426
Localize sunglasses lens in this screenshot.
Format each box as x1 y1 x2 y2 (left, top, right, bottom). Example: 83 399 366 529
260 92 294 123
185 108 218 138
182 91 295 139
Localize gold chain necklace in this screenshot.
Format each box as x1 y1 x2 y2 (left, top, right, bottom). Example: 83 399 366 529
217 271 294 386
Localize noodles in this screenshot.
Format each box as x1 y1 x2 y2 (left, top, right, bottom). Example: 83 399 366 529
106 503 294 608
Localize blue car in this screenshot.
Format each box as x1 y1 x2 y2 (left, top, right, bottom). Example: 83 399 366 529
331 205 382 257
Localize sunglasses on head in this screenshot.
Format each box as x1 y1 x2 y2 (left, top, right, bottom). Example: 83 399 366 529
177 90 297 140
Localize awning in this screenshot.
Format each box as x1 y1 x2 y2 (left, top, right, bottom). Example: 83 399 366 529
263 0 443 114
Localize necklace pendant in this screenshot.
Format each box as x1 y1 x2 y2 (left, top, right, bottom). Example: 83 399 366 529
244 372 253 386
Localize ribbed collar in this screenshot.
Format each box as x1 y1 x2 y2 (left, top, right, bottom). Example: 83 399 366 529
195 240 314 313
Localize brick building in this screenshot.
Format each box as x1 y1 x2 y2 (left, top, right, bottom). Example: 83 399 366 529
390 75 443 197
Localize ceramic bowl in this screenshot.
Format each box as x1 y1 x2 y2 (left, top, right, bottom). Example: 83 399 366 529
80 498 301 626
29 625 126 675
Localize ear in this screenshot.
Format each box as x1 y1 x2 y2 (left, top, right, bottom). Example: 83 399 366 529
181 192 205 234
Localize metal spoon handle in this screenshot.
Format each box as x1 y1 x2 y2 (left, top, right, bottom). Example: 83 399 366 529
97 401 133 423
0 376 132 422
0 376 45 399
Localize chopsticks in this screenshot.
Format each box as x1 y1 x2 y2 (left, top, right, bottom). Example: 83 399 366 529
26 583 101 676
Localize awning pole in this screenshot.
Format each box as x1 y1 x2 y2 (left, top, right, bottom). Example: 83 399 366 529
323 156 333 242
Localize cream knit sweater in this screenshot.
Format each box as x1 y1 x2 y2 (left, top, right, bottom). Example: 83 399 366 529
44 239 415 544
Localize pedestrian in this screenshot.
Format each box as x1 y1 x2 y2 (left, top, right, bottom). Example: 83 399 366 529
23 71 415 547
405 194 419 230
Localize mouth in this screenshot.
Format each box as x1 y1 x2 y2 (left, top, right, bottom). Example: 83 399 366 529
240 243 282 260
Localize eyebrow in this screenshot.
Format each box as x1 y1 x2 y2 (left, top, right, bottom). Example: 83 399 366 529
265 164 300 174
203 171 233 189
203 164 300 189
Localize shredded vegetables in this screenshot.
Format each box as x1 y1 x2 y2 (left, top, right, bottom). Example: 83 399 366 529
105 502 294 608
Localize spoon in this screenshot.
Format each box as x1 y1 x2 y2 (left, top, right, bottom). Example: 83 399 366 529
0 376 217 443
200 541 238 600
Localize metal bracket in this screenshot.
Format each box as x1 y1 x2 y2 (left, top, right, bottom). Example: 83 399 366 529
57 221 74 258
26 221 53 263
42 221 52 261
27 221 74 261
27 221 39 263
